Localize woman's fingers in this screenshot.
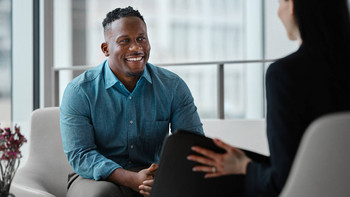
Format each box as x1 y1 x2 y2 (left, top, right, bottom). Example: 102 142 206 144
191 146 218 159
213 138 234 152
192 165 213 172
187 154 216 166
191 165 224 178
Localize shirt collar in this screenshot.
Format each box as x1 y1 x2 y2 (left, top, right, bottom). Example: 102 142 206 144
142 63 152 84
104 60 152 89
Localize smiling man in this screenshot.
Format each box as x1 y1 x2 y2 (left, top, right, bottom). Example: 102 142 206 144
60 6 203 197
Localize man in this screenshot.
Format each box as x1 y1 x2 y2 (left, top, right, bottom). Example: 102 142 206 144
60 6 203 197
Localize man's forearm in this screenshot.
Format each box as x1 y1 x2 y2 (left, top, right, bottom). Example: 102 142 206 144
107 168 140 191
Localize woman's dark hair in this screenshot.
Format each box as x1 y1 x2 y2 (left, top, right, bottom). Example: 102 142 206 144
293 0 350 53
293 0 350 76
102 6 145 31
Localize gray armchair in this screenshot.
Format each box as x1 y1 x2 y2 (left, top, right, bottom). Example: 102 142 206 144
281 112 350 197
10 107 72 197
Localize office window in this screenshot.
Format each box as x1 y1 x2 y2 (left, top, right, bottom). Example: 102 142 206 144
52 0 297 119
0 0 11 124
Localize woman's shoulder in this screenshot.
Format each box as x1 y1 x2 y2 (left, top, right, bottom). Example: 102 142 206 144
273 46 308 66
268 45 316 76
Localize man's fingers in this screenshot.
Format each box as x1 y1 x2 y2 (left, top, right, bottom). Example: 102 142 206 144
139 183 152 197
143 179 154 187
148 163 158 172
139 189 150 197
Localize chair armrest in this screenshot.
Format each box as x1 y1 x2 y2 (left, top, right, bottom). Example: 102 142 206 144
10 169 55 197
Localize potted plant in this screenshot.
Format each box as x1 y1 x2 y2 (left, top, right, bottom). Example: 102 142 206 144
0 125 27 197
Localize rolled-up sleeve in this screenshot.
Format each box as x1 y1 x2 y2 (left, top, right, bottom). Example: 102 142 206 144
60 83 120 180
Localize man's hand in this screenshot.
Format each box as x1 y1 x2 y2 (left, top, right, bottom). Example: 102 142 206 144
107 163 158 194
138 163 158 197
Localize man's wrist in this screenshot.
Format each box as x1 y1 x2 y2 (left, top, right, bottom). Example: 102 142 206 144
108 168 139 191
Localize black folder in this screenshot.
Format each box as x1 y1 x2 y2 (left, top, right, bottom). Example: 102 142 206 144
150 130 245 197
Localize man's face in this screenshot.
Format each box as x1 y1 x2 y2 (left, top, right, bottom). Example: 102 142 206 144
102 16 151 78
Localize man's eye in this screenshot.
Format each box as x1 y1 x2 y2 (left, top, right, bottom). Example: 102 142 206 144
137 37 146 41
119 39 129 44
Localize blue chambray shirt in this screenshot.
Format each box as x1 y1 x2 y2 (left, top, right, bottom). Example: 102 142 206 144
60 60 203 180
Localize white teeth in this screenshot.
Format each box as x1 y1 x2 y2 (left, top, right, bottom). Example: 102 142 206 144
127 57 142 61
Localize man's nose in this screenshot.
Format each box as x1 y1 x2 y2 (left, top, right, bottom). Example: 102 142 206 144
129 41 142 51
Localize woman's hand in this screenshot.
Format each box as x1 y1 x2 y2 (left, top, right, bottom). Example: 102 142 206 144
187 138 252 178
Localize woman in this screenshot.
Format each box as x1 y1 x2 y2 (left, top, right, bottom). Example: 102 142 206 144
187 0 350 196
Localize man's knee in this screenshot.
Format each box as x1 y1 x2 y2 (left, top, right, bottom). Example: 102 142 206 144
67 176 136 197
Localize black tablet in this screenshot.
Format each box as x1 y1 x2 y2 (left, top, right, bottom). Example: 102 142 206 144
150 130 245 197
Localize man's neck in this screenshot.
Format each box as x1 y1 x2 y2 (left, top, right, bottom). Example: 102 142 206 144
118 75 139 92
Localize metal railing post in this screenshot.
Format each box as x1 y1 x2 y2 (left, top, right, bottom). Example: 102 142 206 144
218 64 225 119
53 70 59 106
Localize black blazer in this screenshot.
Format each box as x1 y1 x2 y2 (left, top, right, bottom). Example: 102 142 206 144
245 44 350 196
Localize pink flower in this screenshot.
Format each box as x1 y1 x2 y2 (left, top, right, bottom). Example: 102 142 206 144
0 125 27 161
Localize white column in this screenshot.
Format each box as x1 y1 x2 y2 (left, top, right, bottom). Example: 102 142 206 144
54 0 73 105
40 0 54 107
244 0 264 118
12 0 34 166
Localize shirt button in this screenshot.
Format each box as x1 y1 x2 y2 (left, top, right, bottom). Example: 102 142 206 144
119 83 123 86
130 120 133 124
130 145 134 149
129 96 132 100
128 161 132 164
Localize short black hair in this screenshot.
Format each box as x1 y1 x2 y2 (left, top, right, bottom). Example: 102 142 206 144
102 6 145 31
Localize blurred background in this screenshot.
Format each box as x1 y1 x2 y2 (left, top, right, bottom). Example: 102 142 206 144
1 0 304 164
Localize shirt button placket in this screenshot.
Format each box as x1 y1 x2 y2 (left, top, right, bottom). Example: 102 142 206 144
128 94 135 164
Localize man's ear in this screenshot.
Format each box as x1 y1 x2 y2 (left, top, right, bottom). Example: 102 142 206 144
101 42 109 57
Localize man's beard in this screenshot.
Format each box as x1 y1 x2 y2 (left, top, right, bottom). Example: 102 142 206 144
126 70 144 77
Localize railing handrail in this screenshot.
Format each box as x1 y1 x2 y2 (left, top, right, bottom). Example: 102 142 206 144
52 59 276 71
52 59 276 118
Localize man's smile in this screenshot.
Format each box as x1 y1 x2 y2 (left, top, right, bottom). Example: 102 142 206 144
126 56 144 62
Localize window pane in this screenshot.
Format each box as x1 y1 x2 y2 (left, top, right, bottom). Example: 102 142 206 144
71 0 246 65
224 63 265 119
0 0 12 123
166 65 218 119
54 0 266 119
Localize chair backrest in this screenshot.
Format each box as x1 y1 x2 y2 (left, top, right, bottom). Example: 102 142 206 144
280 112 350 197
202 119 269 155
24 107 72 197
